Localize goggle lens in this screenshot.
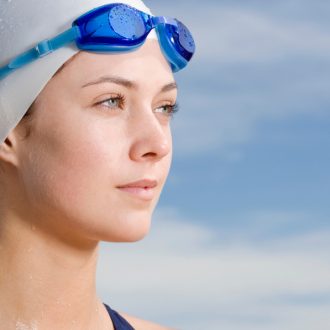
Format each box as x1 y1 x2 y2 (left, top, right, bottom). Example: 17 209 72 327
109 5 146 39
177 21 195 54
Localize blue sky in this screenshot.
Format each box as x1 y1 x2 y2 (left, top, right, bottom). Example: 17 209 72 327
97 1 330 329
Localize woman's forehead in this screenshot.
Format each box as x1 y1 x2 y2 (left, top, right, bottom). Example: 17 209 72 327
56 40 175 90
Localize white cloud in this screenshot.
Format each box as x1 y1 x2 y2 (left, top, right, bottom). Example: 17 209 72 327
195 8 330 64
96 208 330 330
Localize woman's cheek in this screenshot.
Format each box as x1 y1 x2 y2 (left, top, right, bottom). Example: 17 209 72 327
25 122 107 211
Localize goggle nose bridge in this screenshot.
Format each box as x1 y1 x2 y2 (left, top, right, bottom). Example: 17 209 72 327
150 16 178 29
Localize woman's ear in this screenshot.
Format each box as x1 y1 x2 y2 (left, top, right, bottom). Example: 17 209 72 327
0 132 20 167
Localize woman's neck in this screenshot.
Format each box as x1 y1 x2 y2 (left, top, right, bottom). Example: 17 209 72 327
0 209 112 329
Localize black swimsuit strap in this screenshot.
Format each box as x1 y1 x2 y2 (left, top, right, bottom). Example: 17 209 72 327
103 303 135 330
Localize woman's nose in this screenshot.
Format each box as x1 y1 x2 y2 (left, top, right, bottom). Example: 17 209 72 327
128 108 172 163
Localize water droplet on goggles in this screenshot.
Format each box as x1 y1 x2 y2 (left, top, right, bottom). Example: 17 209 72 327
109 5 146 39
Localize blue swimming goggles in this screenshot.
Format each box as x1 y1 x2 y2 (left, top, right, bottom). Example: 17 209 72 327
0 3 195 80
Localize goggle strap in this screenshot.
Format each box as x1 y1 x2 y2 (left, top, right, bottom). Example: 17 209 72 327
49 26 81 53
0 26 80 80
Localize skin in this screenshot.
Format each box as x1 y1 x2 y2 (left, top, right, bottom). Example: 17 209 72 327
0 39 177 329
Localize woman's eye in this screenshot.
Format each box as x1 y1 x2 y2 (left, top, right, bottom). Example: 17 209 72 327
95 95 125 110
154 103 180 117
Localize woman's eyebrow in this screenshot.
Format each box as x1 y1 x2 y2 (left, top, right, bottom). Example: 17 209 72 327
82 76 136 89
161 82 178 93
81 75 178 93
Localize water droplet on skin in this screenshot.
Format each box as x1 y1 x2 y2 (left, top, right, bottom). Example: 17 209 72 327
16 321 28 330
31 225 36 231
15 320 38 330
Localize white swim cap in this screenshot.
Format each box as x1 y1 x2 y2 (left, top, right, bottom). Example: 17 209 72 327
0 0 156 143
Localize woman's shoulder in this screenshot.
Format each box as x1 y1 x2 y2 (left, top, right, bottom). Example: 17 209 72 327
119 311 176 330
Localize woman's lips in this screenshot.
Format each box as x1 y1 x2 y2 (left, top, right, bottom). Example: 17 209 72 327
116 179 158 201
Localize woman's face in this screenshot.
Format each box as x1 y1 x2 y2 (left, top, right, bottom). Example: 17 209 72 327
14 40 176 244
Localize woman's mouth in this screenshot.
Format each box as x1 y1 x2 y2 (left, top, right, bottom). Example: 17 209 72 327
116 179 158 201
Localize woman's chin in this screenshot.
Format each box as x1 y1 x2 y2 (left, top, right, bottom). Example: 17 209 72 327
97 215 152 243
101 229 150 243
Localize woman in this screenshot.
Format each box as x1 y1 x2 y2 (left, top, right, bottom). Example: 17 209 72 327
0 0 194 329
